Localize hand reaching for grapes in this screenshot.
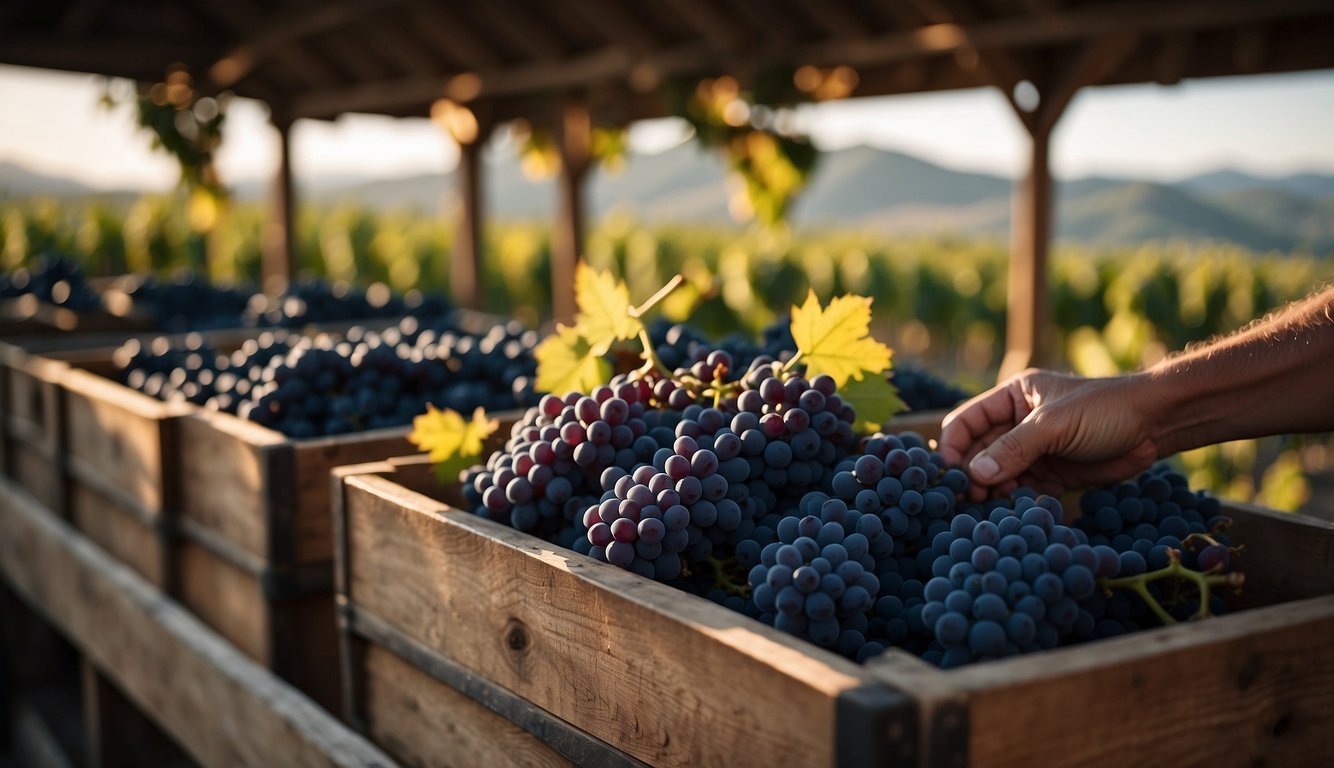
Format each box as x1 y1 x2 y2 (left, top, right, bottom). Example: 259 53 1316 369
941 285 1334 499
939 370 1162 500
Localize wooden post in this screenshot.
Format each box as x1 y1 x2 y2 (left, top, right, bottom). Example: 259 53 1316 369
1001 125 1052 379
261 114 296 296
993 35 1139 380
553 100 592 325
452 132 485 310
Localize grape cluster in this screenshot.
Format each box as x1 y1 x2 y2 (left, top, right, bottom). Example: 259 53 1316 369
0 253 102 311
462 378 676 540
1071 466 1236 624
913 494 1117 667
117 317 540 437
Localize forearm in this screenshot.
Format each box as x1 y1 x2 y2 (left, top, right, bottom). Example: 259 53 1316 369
1144 285 1334 456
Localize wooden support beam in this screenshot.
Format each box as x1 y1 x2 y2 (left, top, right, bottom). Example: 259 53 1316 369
194 0 344 89
408 3 502 70
670 0 749 52
1000 127 1052 379
792 0 869 39
261 117 296 295
996 35 1138 379
553 101 592 326
566 0 659 54
60 0 112 34
1154 31 1195 85
469 0 566 62
450 120 491 311
0 33 219 82
365 18 444 78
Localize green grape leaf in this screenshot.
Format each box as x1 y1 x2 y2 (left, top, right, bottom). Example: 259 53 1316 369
575 263 643 356
790 290 893 387
409 405 499 482
839 372 908 434
535 324 612 396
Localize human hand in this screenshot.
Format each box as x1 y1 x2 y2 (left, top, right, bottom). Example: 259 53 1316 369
938 369 1164 500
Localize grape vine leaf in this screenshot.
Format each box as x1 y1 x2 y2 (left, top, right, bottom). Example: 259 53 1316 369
839 371 908 433
409 405 499 481
575 263 643 356
535 324 613 395
790 290 893 387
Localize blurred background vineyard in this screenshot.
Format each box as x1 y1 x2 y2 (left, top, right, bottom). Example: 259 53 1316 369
3 191 1330 514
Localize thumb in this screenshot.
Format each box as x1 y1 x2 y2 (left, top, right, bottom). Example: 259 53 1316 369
967 418 1051 486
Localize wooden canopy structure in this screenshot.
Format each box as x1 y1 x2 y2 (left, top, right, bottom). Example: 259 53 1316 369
5 0 1334 372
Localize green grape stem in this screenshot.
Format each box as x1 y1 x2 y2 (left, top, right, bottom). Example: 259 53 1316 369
1098 549 1245 625
706 556 751 598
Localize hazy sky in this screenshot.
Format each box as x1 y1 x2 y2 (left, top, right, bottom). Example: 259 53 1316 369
2 63 1333 191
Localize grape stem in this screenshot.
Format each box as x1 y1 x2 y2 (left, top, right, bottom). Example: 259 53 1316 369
1097 548 1245 625
628 274 684 318
706 556 751 598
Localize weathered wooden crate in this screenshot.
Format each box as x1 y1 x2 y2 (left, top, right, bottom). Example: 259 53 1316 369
1 327 520 714
0 477 399 768
333 454 1334 768
0 340 70 514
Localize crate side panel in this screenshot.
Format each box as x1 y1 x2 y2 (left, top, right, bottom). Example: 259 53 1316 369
63 372 175 515
174 539 270 665
362 643 574 768
69 483 166 587
959 597 1334 767
289 430 413 565
343 479 860 768
176 414 270 558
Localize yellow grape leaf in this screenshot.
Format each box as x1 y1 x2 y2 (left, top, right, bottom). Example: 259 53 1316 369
575 263 643 356
409 405 500 482
839 371 908 434
790 290 893 387
535 324 612 396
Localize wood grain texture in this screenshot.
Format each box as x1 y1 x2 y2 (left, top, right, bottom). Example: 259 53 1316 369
0 479 397 768
62 366 185 517
361 643 573 768
82 658 194 768
1221 502 1334 609
290 428 414 564
341 472 864 768
175 538 270 664
887 409 945 442
951 596 1334 767
177 410 279 558
70 482 167 587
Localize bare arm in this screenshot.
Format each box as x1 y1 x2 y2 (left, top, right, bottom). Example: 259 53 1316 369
939 285 1334 498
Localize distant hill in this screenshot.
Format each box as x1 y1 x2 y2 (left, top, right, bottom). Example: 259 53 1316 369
0 160 98 198
5 146 1333 253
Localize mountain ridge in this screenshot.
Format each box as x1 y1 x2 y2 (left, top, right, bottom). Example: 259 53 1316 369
4 146 1332 253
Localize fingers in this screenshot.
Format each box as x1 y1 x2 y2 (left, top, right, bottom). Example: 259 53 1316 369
939 382 1032 466
965 416 1054 489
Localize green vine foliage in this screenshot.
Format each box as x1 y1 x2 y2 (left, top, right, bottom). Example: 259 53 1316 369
105 68 229 199
671 68 819 228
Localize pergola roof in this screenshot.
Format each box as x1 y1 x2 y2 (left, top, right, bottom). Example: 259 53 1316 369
4 0 1334 123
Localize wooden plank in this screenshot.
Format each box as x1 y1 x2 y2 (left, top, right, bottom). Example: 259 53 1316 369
69 483 168 587
359 642 573 768
951 596 1334 766
177 410 282 560
340 471 866 768
62 366 184 520
1221 502 1334 610
0 480 397 768
175 538 271 665
82 659 193 768
289 428 416 565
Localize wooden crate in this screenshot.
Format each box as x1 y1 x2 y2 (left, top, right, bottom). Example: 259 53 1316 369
0 341 69 515
333 455 1334 768
0 477 399 768
3 329 521 714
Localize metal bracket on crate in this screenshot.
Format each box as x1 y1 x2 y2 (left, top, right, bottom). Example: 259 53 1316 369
343 602 650 768
835 684 918 768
